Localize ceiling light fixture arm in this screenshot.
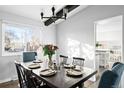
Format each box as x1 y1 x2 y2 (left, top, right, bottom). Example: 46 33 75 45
40 6 68 22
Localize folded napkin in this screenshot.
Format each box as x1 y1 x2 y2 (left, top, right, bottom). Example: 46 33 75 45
67 70 83 76
28 63 40 69
40 69 56 76
33 60 43 63
64 64 74 68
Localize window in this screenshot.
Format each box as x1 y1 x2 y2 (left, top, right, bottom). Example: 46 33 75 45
2 21 42 56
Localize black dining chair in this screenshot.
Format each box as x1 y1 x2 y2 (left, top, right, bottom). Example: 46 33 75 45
15 62 50 88
15 62 31 88
72 57 85 67
72 57 85 88
23 52 37 62
59 55 68 65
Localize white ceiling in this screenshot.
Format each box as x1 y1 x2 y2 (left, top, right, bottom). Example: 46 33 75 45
0 5 88 24
0 5 65 21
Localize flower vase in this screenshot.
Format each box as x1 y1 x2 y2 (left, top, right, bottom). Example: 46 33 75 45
48 55 53 69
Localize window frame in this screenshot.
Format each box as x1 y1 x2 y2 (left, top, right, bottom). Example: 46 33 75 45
2 20 42 56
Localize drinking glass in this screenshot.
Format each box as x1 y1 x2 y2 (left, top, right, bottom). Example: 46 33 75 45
57 62 62 72
35 56 38 61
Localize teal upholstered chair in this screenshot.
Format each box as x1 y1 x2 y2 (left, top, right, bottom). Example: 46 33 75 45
23 52 37 62
98 62 124 88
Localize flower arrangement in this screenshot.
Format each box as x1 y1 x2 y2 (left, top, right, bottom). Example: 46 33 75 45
43 44 58 68
96 42 102 48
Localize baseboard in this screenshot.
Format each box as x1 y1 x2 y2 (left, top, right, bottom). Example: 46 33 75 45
0 75 18 84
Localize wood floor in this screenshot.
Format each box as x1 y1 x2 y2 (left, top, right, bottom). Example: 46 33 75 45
0 80 19 88
0 80 93 88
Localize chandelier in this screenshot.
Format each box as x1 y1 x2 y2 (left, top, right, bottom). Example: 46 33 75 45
40 6 68 22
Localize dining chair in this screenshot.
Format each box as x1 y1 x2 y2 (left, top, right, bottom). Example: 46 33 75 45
59 55 68 65
15 62 50 88
23 52 37 62
15 62 29 88
72 57 85 88
72 57 85 67
98 62 124 88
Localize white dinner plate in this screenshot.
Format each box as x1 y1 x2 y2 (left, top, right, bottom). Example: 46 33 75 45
33 60 43 63
64 64 74 68
28 63 41 69
66 70 83 77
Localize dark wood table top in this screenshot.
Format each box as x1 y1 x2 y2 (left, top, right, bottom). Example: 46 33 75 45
23 62 97 88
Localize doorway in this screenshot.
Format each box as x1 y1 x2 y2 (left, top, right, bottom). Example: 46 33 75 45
94 15 123 72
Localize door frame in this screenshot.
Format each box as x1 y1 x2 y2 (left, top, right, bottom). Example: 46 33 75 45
94 15 124 70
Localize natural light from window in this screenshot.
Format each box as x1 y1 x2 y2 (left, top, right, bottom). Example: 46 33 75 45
67 38 94 61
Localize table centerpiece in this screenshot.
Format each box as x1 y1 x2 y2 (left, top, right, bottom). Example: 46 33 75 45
43 44 58 69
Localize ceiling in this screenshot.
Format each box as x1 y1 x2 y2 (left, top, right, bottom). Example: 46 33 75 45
0 5 88 24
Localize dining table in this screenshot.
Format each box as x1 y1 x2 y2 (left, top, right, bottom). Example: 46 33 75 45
22 61 97 88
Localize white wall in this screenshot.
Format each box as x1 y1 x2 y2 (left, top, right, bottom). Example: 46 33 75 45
97 30 122 41
56 6 96 81
41 25 56 45
96 18 122 41
56 5 124 84
0 11 56 83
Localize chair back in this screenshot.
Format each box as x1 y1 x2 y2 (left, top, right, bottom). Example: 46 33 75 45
23 52 37 62
111 62 124 87
59 55 68 65
15 62 37 88
98 62 124 88
15 62 27 88
72 57 85 66
112 62 122 68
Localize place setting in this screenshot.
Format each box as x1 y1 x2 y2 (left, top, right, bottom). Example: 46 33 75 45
33 56 43 63
66 69 83 77
33 59 43 63
27 57 43 69
28 63 41 69
66 65 84 77
63 64 74 69
39 62 58 77
40 69 57 77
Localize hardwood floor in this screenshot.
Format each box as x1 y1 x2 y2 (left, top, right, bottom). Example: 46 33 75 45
84 67 106 88
0 80 19 88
